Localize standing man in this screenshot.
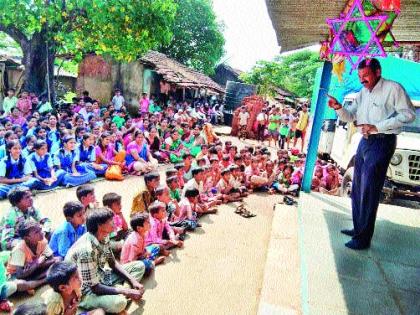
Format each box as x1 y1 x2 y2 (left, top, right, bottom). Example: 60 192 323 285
294 104 309 152
328 58 415 250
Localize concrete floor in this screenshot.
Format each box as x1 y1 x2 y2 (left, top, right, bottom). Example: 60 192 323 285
297 193 420 315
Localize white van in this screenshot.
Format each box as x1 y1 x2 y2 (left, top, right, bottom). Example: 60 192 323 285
328 94 420 202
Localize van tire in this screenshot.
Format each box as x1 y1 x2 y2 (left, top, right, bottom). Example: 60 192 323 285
341 167 354 197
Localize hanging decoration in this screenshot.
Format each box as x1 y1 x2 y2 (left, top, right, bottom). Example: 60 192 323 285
322 0 400 72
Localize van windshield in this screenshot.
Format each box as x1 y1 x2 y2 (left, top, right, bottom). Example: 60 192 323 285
402 107 420 133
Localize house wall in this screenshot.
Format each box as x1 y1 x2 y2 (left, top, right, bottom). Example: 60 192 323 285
115 61 144 106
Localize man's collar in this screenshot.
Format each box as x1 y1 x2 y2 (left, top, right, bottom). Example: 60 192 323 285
369 77 383 93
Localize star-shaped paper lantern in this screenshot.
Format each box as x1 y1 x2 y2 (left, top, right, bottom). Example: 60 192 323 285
326 0 388 71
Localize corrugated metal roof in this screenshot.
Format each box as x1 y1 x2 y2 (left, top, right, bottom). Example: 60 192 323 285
265 0 420 52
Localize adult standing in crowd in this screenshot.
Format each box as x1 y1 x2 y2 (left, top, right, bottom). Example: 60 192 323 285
328 58 415 250
294 104 309 152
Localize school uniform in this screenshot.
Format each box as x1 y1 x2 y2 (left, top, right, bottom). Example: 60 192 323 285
0 156 37 199
26 152 66 190
78 145 106 176
53 149 96 187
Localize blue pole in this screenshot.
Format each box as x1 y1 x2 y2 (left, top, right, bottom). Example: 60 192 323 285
301 61 332 192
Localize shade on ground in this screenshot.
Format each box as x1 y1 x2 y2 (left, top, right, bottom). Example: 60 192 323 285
297 193 420 315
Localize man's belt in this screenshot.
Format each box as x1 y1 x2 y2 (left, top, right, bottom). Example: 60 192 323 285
364 133 396 139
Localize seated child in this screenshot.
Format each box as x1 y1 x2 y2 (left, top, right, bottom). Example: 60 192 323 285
216 168 243 203
120 213 166 274
0 252 44 312
171 188 199 231
131 172 160 216
174 163 185 189
7 221 60 287
319 164 341 196
230 165 249 197
167 175 181 202
76 184 98 213
42 261 104 315
0 186 51 251
103 192 129 253
145 201 183 249
49 201 86 259
311 166 324 192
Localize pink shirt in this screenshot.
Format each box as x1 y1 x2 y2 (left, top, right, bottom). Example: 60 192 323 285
140 98 150 113
177 198 193 221
120 231 145 264
145 216 175 245
95 144 114 163
17 97 32 116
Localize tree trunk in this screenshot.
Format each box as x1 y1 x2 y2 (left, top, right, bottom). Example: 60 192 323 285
20 32 56 102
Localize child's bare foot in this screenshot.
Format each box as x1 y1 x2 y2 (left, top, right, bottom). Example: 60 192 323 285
162 249 170 256
154 256 165 265
206 208 217 214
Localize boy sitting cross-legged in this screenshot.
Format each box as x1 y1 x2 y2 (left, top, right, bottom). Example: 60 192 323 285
120 213 166 275
65 208 145 314
49 201 86 259
7 221 61 291
145 201 183 250
41 261 104 315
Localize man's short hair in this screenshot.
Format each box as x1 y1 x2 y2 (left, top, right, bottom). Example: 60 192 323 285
166 175 178 185
76 184 95 201
192 167 204 177
130 213 149 231
86 207 114 234
63 201 84 218
8 186 30 206
102 192 121 208
358 58 381 72
46 262 78 292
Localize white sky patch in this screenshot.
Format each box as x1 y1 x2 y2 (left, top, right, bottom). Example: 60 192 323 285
212 0 280 71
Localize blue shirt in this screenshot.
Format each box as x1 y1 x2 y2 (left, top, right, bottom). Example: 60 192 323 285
49 221 86 258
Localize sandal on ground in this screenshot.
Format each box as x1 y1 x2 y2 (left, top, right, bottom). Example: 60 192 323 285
241 209 256 218
235 204 245 214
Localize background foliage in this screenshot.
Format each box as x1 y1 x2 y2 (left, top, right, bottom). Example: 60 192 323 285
240 50 322 99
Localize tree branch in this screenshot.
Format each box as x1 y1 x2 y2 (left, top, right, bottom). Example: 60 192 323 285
0 24 28 46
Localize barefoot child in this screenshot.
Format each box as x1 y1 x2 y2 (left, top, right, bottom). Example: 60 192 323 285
76 184 98 213
145 201 183 250
172 188 199 231
216 168 243 203
42 262 104 315
120 213 166 274
7 221 60 287
49 201 86 259
131 172 160 215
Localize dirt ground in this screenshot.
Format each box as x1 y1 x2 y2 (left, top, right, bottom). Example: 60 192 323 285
1 135 282 315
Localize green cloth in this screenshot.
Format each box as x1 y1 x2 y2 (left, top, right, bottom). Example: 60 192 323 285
268 115 281 131
279 124 290 137
112 116 126 129
38 102 53 114
2 96 17 114
170 188 181 202
149 102 162 113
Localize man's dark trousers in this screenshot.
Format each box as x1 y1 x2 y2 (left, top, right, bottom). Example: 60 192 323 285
351 134 396 244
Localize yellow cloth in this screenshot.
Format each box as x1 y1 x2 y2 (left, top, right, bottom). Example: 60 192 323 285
296 112 309 131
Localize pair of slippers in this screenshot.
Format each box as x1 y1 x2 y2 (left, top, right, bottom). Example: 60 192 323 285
283 196 298 206
235 204 256 218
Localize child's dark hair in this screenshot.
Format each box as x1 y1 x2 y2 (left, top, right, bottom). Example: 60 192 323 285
13 303 47 315
144 172 159 184
148 201 165 216
174 163 184 170
192 167 203 177
46 261 78 292
130 213 149 231
185 188 199 199
33 139 48 150
63 201 84 218
5 140 24 175
17 220 39 238
165 168 177 178
102 192 121 208
166 175 178 186
86 207 114 234
154 185 168 197
76 184 95 201
221 168 231 175
8 186 30 206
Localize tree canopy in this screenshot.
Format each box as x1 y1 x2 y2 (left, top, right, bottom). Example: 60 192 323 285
159 0 225 75
240 50 323 99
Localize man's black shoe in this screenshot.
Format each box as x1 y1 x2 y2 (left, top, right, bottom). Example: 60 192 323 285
345 239 370 250
341 229 355 237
